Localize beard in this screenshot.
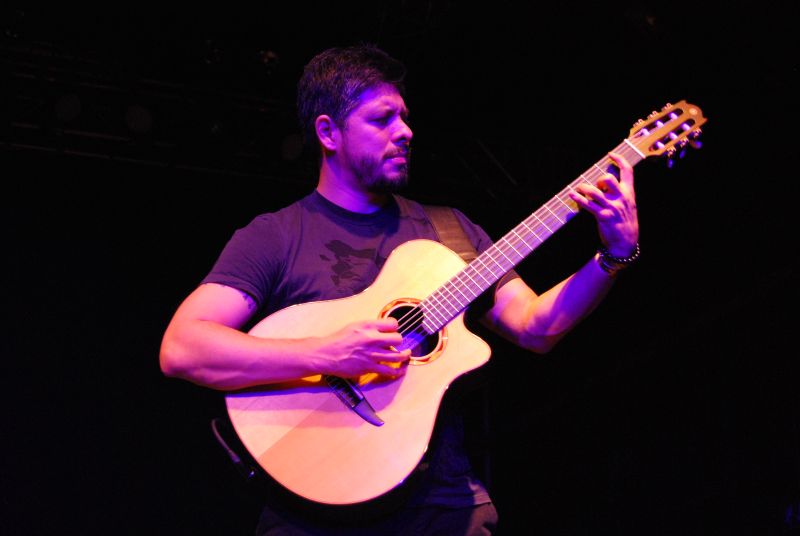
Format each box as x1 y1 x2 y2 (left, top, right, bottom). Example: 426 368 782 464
354 153 411 194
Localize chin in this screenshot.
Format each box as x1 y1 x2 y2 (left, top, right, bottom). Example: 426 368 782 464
367 174 409 194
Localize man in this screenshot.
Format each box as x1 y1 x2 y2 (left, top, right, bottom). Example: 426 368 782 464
160 44 639 535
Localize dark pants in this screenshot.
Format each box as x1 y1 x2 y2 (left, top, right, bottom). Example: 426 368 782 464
256 502 499 536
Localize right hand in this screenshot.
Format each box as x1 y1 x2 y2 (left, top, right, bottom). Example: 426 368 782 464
315 318 411 378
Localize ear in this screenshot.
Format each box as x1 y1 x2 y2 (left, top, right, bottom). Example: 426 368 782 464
314 115 339 152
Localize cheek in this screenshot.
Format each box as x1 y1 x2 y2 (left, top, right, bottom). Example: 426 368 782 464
358 138 386 160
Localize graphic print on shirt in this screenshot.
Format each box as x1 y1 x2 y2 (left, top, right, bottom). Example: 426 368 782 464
319 239 387 297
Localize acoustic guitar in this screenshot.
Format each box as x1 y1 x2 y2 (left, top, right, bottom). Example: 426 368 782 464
226 100 707 505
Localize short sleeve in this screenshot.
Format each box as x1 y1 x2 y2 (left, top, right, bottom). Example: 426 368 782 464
201 214 286 309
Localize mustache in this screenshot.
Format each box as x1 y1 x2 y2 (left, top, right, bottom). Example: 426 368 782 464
386 147 411 158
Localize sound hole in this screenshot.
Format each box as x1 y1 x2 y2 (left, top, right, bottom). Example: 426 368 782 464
386 304 442 360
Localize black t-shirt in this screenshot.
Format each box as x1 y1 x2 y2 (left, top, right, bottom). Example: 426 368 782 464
202 190 516 510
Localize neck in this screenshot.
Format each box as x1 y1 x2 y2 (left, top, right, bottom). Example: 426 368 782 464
317 164 388 214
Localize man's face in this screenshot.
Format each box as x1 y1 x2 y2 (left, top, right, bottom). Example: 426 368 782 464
338 83 413 193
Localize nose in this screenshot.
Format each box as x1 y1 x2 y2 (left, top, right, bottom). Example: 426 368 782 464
395 118 413 146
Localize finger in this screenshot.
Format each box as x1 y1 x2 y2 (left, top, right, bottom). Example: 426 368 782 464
608 152 635 191
373 348 412 363
568 190 596 212
570 184 606 208
375 331 405 347
573 182 603 199
369 317 400 332
373 362 407 378
597 175 622 197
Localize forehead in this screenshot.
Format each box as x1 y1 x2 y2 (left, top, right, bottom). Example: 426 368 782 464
351 83 408 115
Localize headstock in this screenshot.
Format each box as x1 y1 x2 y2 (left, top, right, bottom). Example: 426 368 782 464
629 100 707 167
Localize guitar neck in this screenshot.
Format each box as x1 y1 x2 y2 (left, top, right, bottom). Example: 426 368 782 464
419 139 645 334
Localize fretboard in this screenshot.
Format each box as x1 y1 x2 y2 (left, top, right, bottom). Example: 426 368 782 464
419 139 645 334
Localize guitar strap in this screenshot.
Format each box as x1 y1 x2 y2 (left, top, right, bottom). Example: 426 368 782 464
421 205 479 263
394 196 479 263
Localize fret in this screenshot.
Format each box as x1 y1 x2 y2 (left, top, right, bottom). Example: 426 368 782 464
509 228 533 254
490 246 515 270
426 291 452 323
470 256 497 286
554 192 578 214
520 220 545 243
593 163 607 176
479 249 504 277
446 277 470 302
488 245 513 271
423 296 449 325
531 212 553 234
446 282 468 306
543 202 564 224
455 270 482 299
500 237 524 259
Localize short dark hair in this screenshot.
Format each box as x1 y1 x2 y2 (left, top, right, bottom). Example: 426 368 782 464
296 44 407 153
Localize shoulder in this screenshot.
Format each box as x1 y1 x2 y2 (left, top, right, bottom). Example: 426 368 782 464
392 194 427 219
250 194 309 225
393 195 479 230
233 192 316 241
420 202 490 240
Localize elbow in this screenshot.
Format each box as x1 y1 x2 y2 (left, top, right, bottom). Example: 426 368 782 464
159 333 231 391
159 339 182 379
517 312 572 355
518 331 565 355
528 341 555 355
159 334 194 381
159 317 206 382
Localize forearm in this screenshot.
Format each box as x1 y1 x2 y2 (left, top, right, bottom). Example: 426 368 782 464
160 319 324 391
520 254 616 349
487 254 617 353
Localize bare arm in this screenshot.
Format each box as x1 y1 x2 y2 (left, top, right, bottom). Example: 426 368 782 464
159 283 410 391
482 152 639 353
482 257 615 352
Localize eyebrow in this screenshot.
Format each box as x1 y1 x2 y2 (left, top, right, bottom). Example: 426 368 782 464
370 104 410 119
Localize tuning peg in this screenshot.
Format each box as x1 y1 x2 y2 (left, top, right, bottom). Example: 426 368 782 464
663 102 673 110
689 129 703 149
648 110 660 118
666 146 679 168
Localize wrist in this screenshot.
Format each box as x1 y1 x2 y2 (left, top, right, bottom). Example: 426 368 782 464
596 242 640 276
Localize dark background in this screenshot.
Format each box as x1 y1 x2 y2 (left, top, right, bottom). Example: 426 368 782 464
2 2 797 534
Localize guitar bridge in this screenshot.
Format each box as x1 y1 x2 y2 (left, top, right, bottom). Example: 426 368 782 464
324 375 384 426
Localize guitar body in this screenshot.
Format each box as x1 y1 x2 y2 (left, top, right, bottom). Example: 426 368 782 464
225 239 492 505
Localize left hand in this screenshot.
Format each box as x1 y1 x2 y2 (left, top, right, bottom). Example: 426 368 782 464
568 152 639 257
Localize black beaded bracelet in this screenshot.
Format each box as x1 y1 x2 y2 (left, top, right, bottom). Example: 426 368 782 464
597 242 640 276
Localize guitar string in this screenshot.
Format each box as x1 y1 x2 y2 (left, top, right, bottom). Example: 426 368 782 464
369 115 676 343
391 160 611 337
391 216 546 338
391 142 640 347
